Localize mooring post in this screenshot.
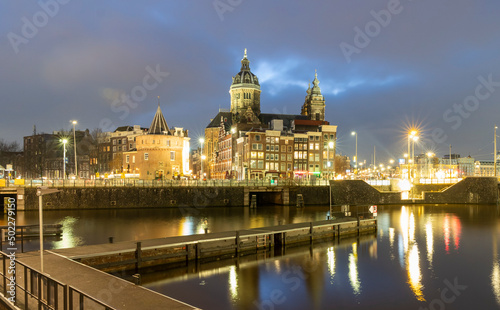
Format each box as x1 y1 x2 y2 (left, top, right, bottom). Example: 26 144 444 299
135 242 142 272
235 231 240 255
310 222 314 244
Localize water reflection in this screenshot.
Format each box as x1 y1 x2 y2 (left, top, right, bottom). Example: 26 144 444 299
493 232 500 306
400 206 425 301
326 247 335 284
52 216 83 249
348 243 361 295
425 219 433 268
228 266 238 302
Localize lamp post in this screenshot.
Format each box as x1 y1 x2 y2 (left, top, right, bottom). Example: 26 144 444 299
426 152 434 179
495 126 498 177
351 131 357 175
61 139 68 179
327 141 334 179
71 120 78 178
199 138 205 179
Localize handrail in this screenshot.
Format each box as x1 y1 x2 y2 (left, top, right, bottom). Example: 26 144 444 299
0 251 116 310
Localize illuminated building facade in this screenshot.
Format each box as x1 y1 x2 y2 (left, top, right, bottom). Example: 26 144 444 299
207 50 337 180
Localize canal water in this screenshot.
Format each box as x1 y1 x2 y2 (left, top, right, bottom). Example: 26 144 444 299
2 204 500 309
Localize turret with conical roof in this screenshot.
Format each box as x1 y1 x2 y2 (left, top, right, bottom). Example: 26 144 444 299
230 49 261 123
149 97 170 134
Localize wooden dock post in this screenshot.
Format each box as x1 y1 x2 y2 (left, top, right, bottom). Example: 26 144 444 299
135 242 142 272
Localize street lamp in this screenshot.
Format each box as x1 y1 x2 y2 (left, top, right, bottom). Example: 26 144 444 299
495 126 498 177
351 131 357 174
327 141 334 179
61 139 68 179
199 138 205 179
426 152 435 179
71 120 78 178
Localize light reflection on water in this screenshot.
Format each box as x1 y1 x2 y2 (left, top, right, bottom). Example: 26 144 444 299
141 204 500 310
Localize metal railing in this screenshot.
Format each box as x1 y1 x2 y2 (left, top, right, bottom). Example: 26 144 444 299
0 251 115 310
11 178 332 188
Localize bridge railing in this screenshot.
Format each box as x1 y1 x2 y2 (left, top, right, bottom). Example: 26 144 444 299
14 178 331 188
0 251 116 310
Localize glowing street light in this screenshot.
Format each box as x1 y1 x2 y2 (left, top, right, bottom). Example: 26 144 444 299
60 138 68 179
351 131 358 173
71 120 78 178
199 138 205 179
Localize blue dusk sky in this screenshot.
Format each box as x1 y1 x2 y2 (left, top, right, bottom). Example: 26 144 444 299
1 0 500 163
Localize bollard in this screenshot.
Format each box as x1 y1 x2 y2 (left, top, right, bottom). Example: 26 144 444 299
108 237 114 243
132 274 141 285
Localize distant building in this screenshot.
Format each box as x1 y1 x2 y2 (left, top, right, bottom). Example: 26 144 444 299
205 50 337 180
23 130 92 179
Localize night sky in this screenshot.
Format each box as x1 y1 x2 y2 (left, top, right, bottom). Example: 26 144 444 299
2 1 500 163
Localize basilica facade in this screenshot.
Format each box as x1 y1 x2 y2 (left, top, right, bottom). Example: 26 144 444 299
204 50 337 180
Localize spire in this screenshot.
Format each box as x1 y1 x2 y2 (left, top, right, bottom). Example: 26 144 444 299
241 48 250 71
149 99 169 134
311 70 322 95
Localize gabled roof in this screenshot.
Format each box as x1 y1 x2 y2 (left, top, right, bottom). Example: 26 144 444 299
207 112 232 128
149 104 169 134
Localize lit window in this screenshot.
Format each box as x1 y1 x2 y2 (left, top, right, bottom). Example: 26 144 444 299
144 153 149 160
170 151 175 161
126 155 130 163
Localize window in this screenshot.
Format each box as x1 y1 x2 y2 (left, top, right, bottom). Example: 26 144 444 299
113 140 116 145
315 143 319 150
315 154 320 162
266 154 270 160
169 151 175 161
252 143 258 150
315 164 320 172
309 143 314 150
250 160 257 168
123 138 127 144
309 164 314 171
294 151 299 159
266 162 269 170
270 154 274 160
255 135 261 141
113 146 116 152
316 136 320 141
281 145 286 152
152 140 155 144
123 146 127 151
167 140 171 146
281 163 286 171
309 136 314 140
258 152 264 159
281 154 286 161
126 155 130 163
287 154 292 161
129 144 132 149
266 145 270 151
251 152 257 158
144 153 149 160
132 155 135 163
309 153 314 162
288 146 292 152
258 160 264 169
287 163 292 171
266 137 271 143
118 139 122 144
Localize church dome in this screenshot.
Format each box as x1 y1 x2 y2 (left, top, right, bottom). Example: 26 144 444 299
231 49 260 87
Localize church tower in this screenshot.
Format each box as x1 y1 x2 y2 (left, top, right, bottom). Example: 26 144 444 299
230 49 261 124
301 71 325 121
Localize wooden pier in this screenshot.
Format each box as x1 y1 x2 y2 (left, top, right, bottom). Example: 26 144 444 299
52 218 377 273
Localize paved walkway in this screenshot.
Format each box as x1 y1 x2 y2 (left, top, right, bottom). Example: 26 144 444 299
17 251 199 310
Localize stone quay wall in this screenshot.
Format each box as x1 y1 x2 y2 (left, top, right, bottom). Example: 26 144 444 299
19 177 498 210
